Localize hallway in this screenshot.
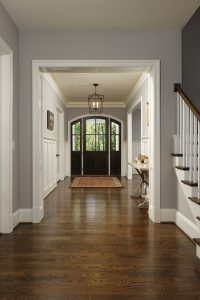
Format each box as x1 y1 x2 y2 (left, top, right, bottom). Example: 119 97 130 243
0 177 200 299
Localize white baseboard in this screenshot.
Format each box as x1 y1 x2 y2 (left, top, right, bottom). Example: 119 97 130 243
12 209 33 229
12 210 20 229
161 209 199 239
32 206 44 223
197 245 200 259
44 182 57 198
160 209 176 222
175 211 199 239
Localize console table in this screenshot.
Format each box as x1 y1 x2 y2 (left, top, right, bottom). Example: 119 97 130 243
129 161 149 208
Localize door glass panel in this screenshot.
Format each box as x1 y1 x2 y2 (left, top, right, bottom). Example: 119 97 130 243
111 135 119 151
72 135 80 151
86 135 95 151
111 122 120 135
96 119 106 134
96 135 106 151
72 122 80 134
86 119 95 134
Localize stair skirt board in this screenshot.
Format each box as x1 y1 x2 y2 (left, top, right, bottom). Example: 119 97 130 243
12 209 32 229
161 209 199 239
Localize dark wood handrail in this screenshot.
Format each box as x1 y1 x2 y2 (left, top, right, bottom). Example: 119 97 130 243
174 83 200 121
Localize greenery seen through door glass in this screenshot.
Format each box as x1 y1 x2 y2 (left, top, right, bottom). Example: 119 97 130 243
72 122 80 135
72 135 80 151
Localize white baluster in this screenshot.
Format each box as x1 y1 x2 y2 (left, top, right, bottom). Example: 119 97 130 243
198 120 200 198
182 102 186 167
186 106 190 168
180 97 183 154
189 111 194 182
177 93 180 137
193 116 198 183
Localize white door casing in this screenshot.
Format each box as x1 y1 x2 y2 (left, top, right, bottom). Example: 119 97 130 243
0 36 13 233
32 60 160 224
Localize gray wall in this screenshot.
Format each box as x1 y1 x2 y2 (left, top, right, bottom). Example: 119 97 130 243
182 7 200 110
0 3 19 212
132 109 141 141
19 29 181 209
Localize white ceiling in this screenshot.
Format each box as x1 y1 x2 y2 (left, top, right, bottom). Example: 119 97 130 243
1 0 199 30
51 72 142 104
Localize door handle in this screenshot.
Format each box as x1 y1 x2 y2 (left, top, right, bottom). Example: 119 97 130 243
56 154 60 157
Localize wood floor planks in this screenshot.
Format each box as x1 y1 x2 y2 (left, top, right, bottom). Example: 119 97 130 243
0 176 200 299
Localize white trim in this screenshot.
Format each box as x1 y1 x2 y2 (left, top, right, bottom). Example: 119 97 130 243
126 63 160 223
43 73 66 105
13 209 33 229
160 209 199 239
44 182 57 198
32 60 160 224
12 210 20 229
65 101 126 108
175 211 199 239
126 73 149 105
160 209 176 222
0 37 13 233
56 107 65 181
127 113 132 179
67 113 124 177
197 245 200 259
32 65 44 223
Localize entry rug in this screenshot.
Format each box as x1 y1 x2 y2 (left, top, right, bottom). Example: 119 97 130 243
69 176 124 188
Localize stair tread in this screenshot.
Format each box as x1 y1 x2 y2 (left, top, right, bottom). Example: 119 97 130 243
171 153 183 157
181 180 198 187
196 216 200 221
175 166 190 171
189 197 200 205
193 238 200 246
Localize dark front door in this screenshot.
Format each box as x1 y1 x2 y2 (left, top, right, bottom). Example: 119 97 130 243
71 119 82 175
83 117 108 175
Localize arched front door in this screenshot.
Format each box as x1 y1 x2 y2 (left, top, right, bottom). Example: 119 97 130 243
71 116 121 176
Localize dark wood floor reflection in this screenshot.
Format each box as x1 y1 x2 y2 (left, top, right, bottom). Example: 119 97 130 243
0 177 200 299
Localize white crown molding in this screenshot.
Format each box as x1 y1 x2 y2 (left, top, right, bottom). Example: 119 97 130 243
125 72 149 105
42 73 66 105
65 101 126 108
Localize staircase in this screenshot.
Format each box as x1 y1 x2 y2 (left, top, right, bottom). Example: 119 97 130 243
172 83 200 258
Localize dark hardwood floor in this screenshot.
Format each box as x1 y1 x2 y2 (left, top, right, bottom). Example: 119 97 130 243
0 176 200 299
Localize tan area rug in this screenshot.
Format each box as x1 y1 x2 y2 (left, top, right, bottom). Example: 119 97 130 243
69 176 123 188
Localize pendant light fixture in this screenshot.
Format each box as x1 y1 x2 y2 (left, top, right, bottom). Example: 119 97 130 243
88 83 104 113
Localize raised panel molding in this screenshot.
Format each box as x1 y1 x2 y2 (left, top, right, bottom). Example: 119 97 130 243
43 138 57 198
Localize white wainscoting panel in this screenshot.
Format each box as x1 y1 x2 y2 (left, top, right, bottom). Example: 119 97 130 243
43 138 57 198
132 142 141 174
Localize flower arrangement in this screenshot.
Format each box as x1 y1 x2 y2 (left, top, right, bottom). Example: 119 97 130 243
135 154 149 165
